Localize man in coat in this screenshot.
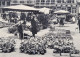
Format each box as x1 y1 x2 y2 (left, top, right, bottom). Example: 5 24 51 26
17 22 23 39
78 15 80 33
31 15 37 37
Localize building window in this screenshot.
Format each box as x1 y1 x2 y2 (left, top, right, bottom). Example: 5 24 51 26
62 7 66 10
67 7 71 12
46 0 50 5
29 1 32 3
41 0 45 2
27 1 29 3
2 1 5 5
57 7 61 10
36 0 40 5
0 1 1 6
20 1 24 3
51 0 55 2
57 0 61 3
13 1 17 3
72 8 76 13
7 1 10 6
51 0 55 4
41 0 45 4
46 0 50 3
27 0 32 4
72 0 74 3
67 0 71 3
36 0 40 2
62 0 65 3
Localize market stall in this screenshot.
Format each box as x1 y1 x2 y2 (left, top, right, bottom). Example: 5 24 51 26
2 5 39 12
54 10 70 25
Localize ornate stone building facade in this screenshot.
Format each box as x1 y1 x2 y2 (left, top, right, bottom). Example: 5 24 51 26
0 0 11 13
34 0 77 16
11 0 35 6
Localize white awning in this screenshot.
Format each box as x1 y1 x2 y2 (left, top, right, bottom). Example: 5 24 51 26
79 7 80 13
54 10 70 14
3 4 39 11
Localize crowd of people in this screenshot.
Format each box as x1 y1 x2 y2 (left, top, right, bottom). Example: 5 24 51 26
1 11 50 39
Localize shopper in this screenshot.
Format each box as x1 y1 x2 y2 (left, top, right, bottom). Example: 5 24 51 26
31 14 37 37
17 22 23 39
78 16 80 33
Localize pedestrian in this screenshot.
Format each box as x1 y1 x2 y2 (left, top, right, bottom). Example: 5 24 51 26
17 22 23 39
3 13 6 19
78 15 80 33
72 16 76 23
14 17 18 24
9 12 12 22
59 18 64 26
31 14 37 37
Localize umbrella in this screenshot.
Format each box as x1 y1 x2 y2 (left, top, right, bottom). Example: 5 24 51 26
54 10 70 14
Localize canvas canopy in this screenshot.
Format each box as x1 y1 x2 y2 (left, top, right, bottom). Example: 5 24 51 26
54 10 70 14
78 7 80 14
2 5 39 12
39 7 51 14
